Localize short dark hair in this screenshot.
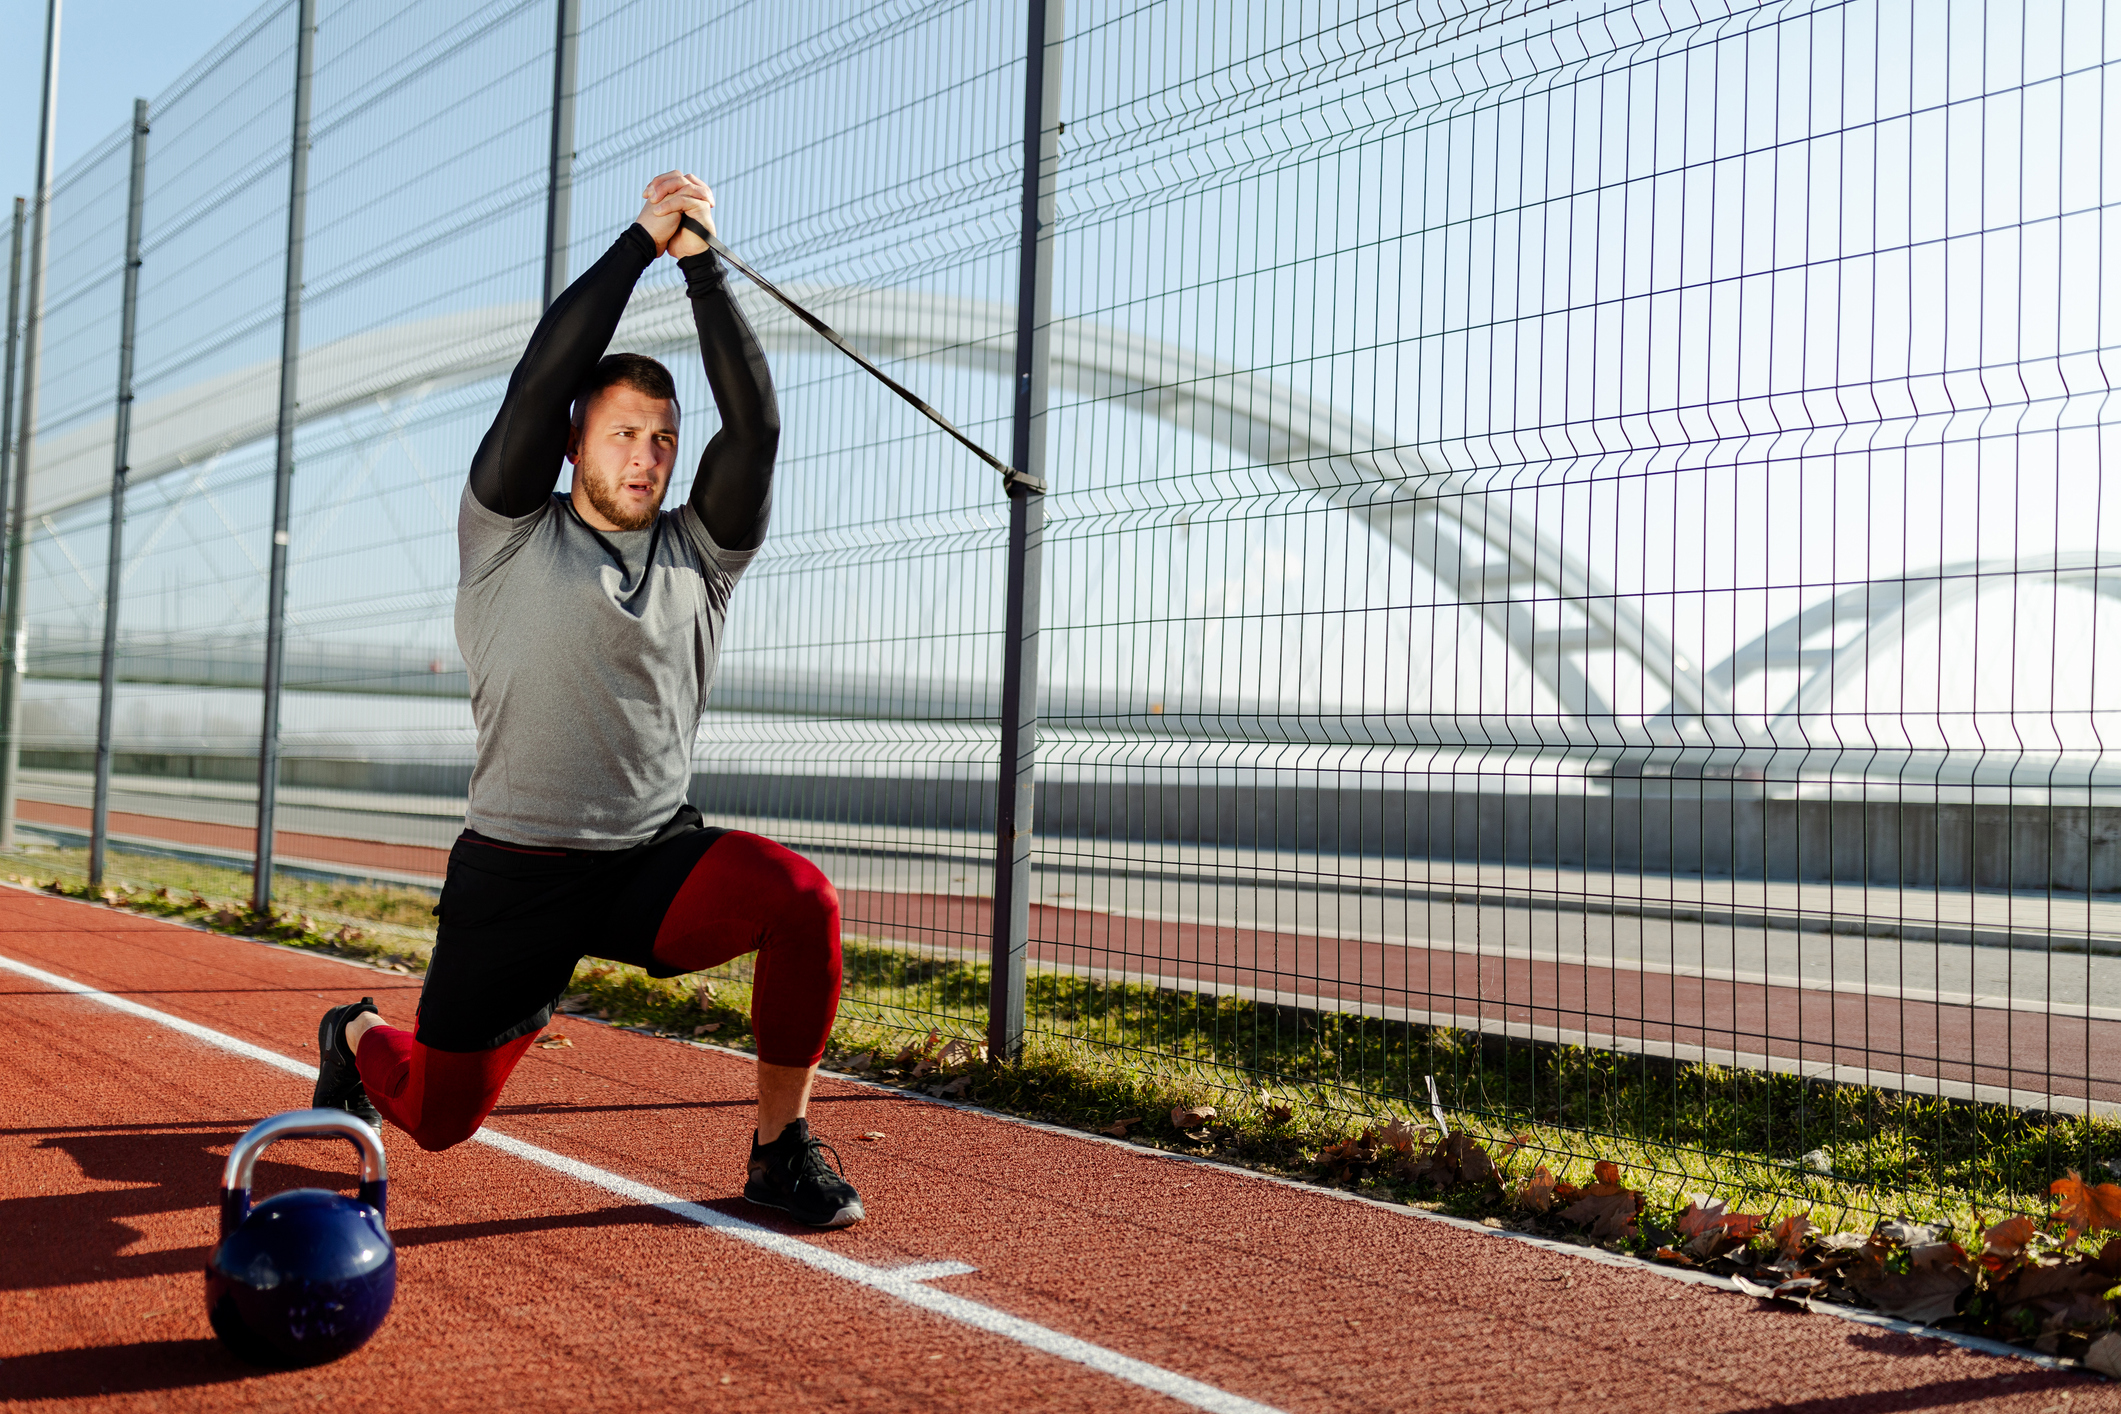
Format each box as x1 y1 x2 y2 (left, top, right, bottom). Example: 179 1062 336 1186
571 352 680 426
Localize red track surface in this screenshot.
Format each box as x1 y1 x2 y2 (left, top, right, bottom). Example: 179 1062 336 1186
0 891 2107 1411
26 798 2107 1108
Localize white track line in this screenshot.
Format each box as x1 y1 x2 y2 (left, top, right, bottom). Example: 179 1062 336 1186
0 949 1284 1414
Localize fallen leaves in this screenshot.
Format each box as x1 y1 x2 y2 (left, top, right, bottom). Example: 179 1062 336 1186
1769 1213 1813 1262
1846 1239 1973 1323
1171 1104 1218 1131
1672 1196 1766 1261
533 1032 572 1048
1557 1162 1644 1243
2051 1172 2121 1247
1102 1117 1142 1138
1517 1165 1556 1213
1981 1216 2038 1265
855 1131 886 1143
936 1038 986 1069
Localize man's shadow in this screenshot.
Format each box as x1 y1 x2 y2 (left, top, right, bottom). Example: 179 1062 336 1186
0 1122 692 1397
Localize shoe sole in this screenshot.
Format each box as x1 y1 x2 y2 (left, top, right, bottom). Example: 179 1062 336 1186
742 1185 865 1229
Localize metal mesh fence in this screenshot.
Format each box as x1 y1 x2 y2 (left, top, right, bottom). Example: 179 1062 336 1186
6 0 2119 1222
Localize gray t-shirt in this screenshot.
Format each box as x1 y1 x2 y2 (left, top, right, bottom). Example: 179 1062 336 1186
455 484 755 847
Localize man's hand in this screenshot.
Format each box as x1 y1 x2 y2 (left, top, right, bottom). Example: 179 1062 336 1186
636 170 715 256
666 172 716 258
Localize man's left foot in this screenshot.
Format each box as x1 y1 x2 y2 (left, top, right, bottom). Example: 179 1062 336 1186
744 1118 864 1228
314 997 383 1131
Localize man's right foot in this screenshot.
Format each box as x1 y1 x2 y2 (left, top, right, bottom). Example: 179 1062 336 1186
744 1118 864 1228
314 997 383 1131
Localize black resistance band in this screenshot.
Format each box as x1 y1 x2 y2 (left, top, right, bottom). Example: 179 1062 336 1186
676 214 1041 496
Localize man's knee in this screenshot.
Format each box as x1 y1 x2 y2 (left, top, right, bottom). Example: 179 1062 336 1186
407 1112 486 1153
735 833 839 931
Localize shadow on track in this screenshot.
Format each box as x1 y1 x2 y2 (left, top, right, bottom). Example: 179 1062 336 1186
0 1127 359 1292
0 1338 254 1398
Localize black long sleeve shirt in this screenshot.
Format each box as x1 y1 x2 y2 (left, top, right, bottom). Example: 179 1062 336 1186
467 222 780 549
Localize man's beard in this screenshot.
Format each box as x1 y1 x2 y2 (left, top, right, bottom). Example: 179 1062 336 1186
582 464 662 531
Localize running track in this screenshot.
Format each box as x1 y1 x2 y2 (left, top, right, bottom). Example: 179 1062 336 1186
0 890 2106 1411
25 796 2116 1111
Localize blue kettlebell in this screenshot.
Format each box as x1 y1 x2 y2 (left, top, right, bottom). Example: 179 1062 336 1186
205 1109 395 1366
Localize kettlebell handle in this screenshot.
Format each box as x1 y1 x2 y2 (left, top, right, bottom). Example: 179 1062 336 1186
220 1108 389 1238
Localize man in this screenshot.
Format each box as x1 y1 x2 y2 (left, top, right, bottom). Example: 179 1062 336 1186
309 171 862 1228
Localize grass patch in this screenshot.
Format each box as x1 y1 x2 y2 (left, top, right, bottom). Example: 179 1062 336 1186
3 841 438 971
16 841 2113 1250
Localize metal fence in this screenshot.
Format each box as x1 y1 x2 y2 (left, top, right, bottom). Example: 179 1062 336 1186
7 0 2119 1218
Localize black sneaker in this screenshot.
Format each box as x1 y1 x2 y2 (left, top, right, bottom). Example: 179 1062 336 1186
744 1118 864 1228
314 997 383 1131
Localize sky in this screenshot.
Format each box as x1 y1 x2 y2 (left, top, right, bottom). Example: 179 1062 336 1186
1 0 262 206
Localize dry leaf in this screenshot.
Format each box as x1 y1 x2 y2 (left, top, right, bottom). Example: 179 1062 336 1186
1518 1165 1557 1213
534 1032 573 1049
2084 1331 2121 1380
1264 1103 1294 1124
1102 1117 1141 1138
1171 1104 1218 1130
1994 1255 2111 1306
1675 1198 1732 1240
931 1075 971 1099
2051 1172 2121 1245
936 1038 986 1068
1982 1216 2038 1263
1561 1188 1642 1242
1319 1131 1381 1183
856 1131 886 1142
1667 1194 1763 1258
1443 1133 1496 1186
1735 1273 1822 1307
842 1050 877 1075
692 1023 721 1036
1877 1219 1943 1248
1847 1241 1971 1323
1770 1213 1814 1261
1379 1117 1424 1153
1591 1160 1624 1189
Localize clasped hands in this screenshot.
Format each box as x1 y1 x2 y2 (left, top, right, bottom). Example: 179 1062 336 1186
636 170 716 258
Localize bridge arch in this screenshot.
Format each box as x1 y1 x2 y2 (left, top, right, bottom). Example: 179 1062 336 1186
29 285 1701 725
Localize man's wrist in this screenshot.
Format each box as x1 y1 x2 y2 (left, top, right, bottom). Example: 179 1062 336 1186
618 222 659 265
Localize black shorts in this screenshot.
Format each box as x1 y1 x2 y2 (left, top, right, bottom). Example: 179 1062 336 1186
415 805 726 1052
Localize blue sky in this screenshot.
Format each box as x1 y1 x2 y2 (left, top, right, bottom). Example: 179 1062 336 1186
1 0 262 206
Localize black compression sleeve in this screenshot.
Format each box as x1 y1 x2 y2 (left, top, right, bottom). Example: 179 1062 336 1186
468 224 658 517
678 248 780 552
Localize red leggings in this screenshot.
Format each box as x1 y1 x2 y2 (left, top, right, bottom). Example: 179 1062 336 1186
356 831 841 1152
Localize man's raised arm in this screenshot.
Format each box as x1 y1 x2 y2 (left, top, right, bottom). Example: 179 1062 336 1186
665 185 779 553
678 247 780 552
467 176 702 518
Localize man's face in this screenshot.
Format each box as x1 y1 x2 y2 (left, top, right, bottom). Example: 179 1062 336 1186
569 384 679 531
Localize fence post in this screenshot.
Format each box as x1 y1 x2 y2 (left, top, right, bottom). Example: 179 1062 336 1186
988 0 1063 1064
0 0 62 851
89 100 150 887
252 0 317 915
543 0 580 309
0 200 22 647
